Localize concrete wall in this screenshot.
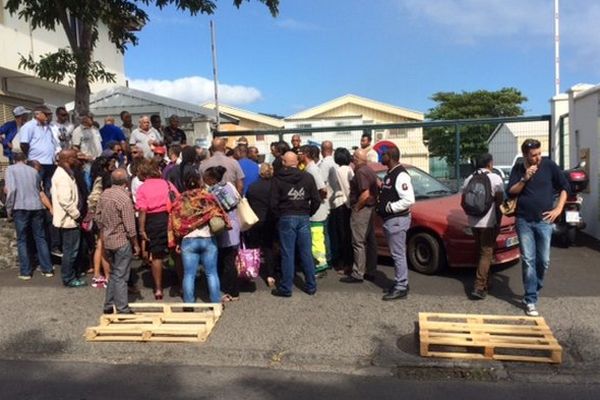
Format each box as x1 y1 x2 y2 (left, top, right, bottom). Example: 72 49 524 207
568 86 600 239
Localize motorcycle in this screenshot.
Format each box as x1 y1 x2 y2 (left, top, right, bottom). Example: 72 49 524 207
553 163 588 247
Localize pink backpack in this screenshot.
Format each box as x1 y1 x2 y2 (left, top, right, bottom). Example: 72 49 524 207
235 240 261 280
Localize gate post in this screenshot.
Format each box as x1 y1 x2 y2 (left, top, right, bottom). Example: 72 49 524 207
455 124 461 188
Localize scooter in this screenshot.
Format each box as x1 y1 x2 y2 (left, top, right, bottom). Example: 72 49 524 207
553 163 588 247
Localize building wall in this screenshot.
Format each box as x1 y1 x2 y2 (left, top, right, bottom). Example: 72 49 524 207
488 128 518 165
0 6 125 104
569 89 600 239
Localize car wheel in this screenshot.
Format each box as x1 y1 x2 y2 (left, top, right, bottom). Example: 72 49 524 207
407 232 445 275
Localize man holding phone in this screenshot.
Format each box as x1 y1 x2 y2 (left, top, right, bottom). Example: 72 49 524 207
507 139 570 316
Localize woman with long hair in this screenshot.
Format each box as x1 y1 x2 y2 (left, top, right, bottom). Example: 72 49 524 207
87 156 116 287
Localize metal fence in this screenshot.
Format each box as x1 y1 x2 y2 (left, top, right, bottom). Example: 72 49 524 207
214 115 551 190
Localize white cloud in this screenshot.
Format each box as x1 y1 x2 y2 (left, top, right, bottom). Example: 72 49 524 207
128 76 262 105
395 0 600 64
275 18 319 31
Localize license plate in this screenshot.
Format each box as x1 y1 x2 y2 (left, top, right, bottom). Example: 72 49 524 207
566 211 581 224
506 236 519 247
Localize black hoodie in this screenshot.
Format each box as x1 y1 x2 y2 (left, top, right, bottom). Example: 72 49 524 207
271 167 320 217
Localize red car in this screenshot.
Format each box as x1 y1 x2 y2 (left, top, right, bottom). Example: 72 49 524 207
371 163 520 275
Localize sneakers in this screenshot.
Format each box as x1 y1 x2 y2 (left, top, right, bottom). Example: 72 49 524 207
91 276 107 288
50 249 63 257
41 270 55 278
18 274 32 280
65 278 87 288
524 303 539 317
470 289 487 300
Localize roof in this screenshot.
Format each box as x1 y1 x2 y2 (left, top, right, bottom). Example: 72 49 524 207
201 103 283 128
85 86 235 122
487 121 550 143
285 94 424 121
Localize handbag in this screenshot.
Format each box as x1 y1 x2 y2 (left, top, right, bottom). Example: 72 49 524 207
500 197 518 217
209 216 226 235
237 197 259 232
235 239 261 280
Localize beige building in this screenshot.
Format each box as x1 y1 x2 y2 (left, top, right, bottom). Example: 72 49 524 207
0 5 125 122
284 94 428 171
202 103 284 150
486 121 550 166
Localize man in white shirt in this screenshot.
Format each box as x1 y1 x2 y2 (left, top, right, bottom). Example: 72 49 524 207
461 153 504 300
301 145 329 273
129 115 162 158
72 113 102 160
377 147 415 300
319 141 338 268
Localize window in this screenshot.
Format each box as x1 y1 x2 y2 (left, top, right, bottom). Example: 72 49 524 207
388 128 408 139
295 123 312 137
335 121 353 135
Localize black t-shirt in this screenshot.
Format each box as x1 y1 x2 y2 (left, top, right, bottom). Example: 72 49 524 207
507 158 570 222
163 127 187 146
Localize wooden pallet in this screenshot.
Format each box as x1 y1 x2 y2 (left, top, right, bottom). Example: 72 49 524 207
85 303 222 342
419 312 562 364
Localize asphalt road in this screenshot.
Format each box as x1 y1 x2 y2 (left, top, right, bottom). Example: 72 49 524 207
1 234 600 387
1 360 599 400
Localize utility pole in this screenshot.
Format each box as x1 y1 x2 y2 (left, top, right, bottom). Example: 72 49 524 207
210 20 220 131
554 0 560 96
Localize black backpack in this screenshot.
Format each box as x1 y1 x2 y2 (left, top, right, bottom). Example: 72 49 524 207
461 171 493 217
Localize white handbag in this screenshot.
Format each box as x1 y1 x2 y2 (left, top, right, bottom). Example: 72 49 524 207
237 197 259 232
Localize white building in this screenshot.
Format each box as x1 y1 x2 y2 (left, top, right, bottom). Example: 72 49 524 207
0 5 125 121
565 84 600 240
487 121 551 166
88 86 236 146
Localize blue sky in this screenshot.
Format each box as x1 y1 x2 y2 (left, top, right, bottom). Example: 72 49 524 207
125 0 600 117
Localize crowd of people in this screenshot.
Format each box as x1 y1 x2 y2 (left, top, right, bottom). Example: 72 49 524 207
1 104 566 317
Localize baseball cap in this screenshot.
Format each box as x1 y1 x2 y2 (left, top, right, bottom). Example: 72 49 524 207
33 104 52 114
153 145 166 155
13 106 31 116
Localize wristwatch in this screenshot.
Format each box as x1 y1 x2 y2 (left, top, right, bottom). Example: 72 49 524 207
520 177 527 183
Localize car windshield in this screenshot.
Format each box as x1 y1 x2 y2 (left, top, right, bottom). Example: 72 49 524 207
377 166 454 200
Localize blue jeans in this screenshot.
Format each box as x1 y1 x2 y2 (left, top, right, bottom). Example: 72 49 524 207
516 218 553 304
60 228 81 285
13 209 53 276
181 237 220 303
278 215 316 295
39 164 56 197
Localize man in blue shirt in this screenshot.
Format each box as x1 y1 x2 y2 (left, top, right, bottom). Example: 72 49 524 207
99 116 127 150
507 138 570 316
19 105 59 195
0 106 30 163
235 145 259 196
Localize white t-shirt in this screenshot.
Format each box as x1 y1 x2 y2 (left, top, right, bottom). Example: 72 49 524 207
462 168 504 228
305 161 329 222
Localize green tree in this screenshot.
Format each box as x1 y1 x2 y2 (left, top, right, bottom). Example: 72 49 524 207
424 88 527 165
5 0 279 116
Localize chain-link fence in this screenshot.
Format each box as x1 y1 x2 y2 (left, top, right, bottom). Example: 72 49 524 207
215 115 551 190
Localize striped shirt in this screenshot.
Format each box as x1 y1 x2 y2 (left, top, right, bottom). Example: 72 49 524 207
95 185 137 250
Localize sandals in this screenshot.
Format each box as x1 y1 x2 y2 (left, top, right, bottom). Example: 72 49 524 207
154 289 163 300
221 294 240 303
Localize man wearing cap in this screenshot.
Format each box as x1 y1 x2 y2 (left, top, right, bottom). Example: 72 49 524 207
19 105 60 194
52 106 74 150
1 106 30 164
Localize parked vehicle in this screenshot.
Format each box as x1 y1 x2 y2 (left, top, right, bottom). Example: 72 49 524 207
553 163 588 247
492 165 512 187
371 164 521 275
